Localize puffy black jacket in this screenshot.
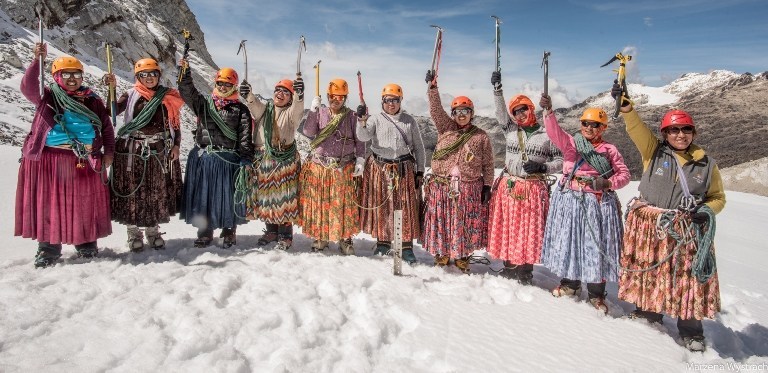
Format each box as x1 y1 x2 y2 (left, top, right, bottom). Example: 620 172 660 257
178 70 254 161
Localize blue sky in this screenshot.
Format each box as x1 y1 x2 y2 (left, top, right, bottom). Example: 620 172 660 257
187 0 768 116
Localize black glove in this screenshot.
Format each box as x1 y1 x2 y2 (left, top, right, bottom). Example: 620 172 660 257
690 205 709 225
611 79 630 107
539 94 552 111
425 70 436 87
591 177 611 191
481 185 492 204
491 71 502 90
356 104 367 118
239 81 251 97
415 171 424 190
293 78 304 98
522 161 547 174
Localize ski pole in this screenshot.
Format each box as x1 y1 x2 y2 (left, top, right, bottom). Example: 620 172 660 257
491 16 501 74
35 2 44 98
600 52 632 118
542 51 550 97
313 59 321 99
237 40 248 83
296 35 306 78
105 43 117 127
177 29 193 84
429 25 443 86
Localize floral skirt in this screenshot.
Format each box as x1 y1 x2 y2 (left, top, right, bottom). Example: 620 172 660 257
298 160 359 241
358 156 420 242
421 176 487 258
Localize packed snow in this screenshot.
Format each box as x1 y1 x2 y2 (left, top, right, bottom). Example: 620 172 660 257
0 144 766 372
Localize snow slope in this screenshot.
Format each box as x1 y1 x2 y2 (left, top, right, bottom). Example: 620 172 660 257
0 144 766 372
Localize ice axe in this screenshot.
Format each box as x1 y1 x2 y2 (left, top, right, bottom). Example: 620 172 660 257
601 52 632 118
541 51 551 97
313 59 322 107
176 29 194 84
491 15 502 75
296 35 306 78
34 1 44 98
428 25 443 86
237 40 248 83
357 70 368 126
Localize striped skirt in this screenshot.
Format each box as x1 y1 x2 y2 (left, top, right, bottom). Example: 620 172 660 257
15 147 112 245
618 203 720 320
180 146 246 230
246 152 300 224
110 138 182 227
541 188 623 283
298 160 359 241
487 176 550 264
359 156 420 242
421 176 487 258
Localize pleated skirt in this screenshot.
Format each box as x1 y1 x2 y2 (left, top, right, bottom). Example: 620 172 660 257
421 177 487 258
358 156 420 242
298 160 359 241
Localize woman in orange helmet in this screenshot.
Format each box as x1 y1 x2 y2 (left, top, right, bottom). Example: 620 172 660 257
102 58 185 252
177 59 254 248
356 83 426 264
422 71 494 273
611 83 725 352
300 78 367 255
16 43 115 267
240 77 305 250
538 97 630 314
486 72 563 284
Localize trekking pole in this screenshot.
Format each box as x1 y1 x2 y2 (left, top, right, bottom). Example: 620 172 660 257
105 43 117 127
176 29 193 84
296 35 306 79
313 59 321 106
600 52 632 118
491 16 502 87
429 25 443 86
542 51 550 97
356 70 367 126
237 40 248 83
35 2 44 98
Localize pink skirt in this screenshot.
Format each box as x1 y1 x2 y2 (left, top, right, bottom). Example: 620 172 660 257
15 148 112 245
487 176 550 264
421 176 487 258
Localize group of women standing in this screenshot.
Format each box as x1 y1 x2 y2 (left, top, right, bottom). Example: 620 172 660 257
15 42 724 352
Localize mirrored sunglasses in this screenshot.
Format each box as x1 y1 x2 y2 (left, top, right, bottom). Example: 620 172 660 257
274 87 291 95
328 94 346 101
512 106 529 116
60 72 83 79
452 108 472 116
581 121 602 129
137 71 160 78
666 126 694 135
216 81 234 88
382 97 401 104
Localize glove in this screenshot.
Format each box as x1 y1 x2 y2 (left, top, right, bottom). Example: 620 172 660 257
539 94 552 111
591 177 611 191
352 157 365 177
356 104 367 118
491 71 502 90
611 80 630 107
690 205 709 225
293 78 304 100
415 171 424 190
311 96 321 111
481 185 492 204
425 70 436 87
522 160 547 174
239 81 251 97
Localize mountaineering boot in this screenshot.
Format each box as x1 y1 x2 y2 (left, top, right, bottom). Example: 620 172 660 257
626 309 664 324
145 226 165 250
373 241 391 256
257 223 279 246
194 228 214 248
220 228 237 248
401 249 417 265
34 242 63 268
516 264 534 285
682 336 706 352
311 239 329 252
552 278 582 297
454 257 470 274
339 238 354 256
434 254 449 267
274 223 293 250
498 261 519 280
75 241 99 259
587 282 608 314
275 238 292 251
126 225 145 252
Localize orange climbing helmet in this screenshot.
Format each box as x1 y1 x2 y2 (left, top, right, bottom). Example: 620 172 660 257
134 58 160 74
327 78 349 95
381 83 403 98
451 96 474 110
580 108 609 125
275 79 294 93
215 68 238 85
51 56 83 75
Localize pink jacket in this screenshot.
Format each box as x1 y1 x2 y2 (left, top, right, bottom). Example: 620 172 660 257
543 111 630 192
19 59 114 161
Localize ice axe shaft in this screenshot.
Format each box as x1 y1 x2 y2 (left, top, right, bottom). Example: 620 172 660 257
35 2 44 98
357 70 367 126
491 16 502 73
296 35 306 78
105 43 117 126
429 25 443 82
313 60 321 98
541 51 551 97
237 40 248 82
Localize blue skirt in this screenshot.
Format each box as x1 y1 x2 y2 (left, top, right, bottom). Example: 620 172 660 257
541 187 623 283
180 146 246 230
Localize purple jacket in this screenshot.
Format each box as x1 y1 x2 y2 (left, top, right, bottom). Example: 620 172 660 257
303 107 365 159
20 59 115 161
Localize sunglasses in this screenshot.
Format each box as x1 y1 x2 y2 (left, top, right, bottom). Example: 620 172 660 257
137 71 160 78
581 121 603 129
328 94 346 101
216 82 234 88
512 106 529 116
452 108 472 116
382 97 401 104
666 126 694 135
274 87 291 96
60 72 83 79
